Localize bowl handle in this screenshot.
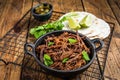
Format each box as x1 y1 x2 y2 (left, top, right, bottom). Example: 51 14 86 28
91 38 104 52
24 43 36 57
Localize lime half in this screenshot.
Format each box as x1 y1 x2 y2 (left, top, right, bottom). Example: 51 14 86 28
80 15 93 28
67 17 81 30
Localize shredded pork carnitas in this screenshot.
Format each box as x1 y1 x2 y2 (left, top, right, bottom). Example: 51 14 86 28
36 32 90 70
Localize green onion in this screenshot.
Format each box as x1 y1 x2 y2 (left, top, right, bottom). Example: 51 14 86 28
68 38 77 44
62 58 69 63
82 50 90 61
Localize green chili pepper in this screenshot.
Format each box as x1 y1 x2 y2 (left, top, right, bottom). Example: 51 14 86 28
68 38 77 44
82 50 90 61
43 54 53 66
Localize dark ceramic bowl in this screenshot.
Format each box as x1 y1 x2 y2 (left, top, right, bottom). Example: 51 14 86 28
31 3 53 21
25 30 104 78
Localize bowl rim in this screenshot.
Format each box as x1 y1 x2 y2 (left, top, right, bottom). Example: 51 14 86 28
34 30 96 73
31 3 53 16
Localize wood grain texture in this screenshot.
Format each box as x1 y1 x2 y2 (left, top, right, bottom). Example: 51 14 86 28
82 0 120 79
0 0 120 80
108 0 120 25
0 62 6 80
0 0 32 38
0 0 31 80
40 0 84 12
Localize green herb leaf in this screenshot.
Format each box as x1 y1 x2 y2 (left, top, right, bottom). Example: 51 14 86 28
34 32 40 39
33 31 46 39
43 54 53 66
48 42 54 46
82 50 90 61
35 26 44 30
47 60 53 65
62 58 69 63
29 21 64 39
68 38 77 44
44 59 53 66
59 16 67 22
38 30 46 37
44 59 49 66
44 54 51 60
30 28 36 35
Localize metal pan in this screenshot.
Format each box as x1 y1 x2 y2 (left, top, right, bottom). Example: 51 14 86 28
24 30 104 78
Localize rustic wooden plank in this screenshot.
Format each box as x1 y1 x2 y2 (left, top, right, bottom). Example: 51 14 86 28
0 0 32 38
0 0 7 18
82 0 115 21
83 0 120 80
108 0 120 25
0 64 21 80
0 62 6 80
0 0 12 38
40 0 84 12
0 0 120 80
8 64 21 80
0 0 32 80
104 35 120 80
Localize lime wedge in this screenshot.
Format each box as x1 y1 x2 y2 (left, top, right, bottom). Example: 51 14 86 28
80 15 92 28
67 17 81 30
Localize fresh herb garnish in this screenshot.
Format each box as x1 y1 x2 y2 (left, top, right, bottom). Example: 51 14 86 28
48 41 54 46
62 58 69 63
43 54 53 66
30 21 64 39
68 38 77 44
82 50 90 61
59 16 67 22
34 30 46 39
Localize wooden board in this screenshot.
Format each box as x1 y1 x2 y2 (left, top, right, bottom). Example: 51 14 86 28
0 0 32 38
40 0 84 12
0 0 120 80
0 0 32 80
82 0 120 80
108 0 120 25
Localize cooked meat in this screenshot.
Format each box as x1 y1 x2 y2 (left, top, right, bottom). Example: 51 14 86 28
60 50 73 60
50 62 64 70
36 32 90 70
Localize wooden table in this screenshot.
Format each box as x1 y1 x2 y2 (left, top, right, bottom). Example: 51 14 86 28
0 0 120 80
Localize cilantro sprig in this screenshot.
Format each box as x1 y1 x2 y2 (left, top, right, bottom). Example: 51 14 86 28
30 21 64 39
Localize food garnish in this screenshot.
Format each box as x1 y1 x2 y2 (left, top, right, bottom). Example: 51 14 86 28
61 14 93 30
30 20 64 39
43 54 53 66
35 4 51 15
67 17 81 30
79 15 93 28
68 38 77 44
82 50 90 61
